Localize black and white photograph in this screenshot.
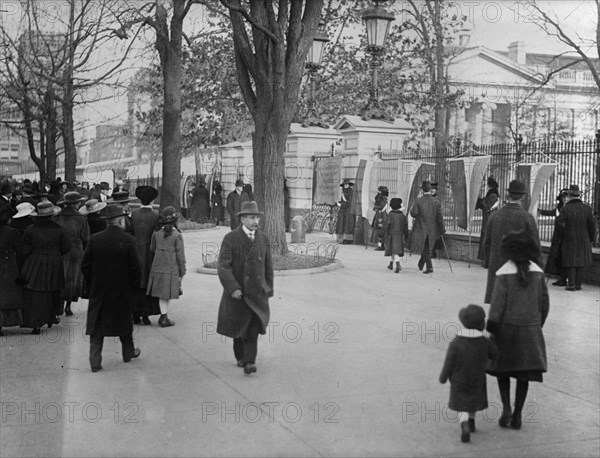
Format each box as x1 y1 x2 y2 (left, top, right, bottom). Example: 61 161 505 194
1 1 598 456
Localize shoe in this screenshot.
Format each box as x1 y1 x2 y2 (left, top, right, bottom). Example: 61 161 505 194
552 280 566 286
237 360 244 368
341 240 352 245
575 286 582 291
375 247 385 251
417 261 424 270
142 316 151 325
394 264 401 273
91 366 102 373
566 286 577 291
468 418 476 433
499 410 512 428
133 315 141 324
54 316 61 324
423 269 433 274
32 329 40 335
460 421 470 443
243 363 257 374
124 348 141 363
65 306 73 316
158 315 175 327
511 412 522 430
387 262 393 270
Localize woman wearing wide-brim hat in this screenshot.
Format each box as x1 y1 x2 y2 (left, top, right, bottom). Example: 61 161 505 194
54 192 90 316
146 206 186 327
21 201 71 334
336 179 355 244
10 202 35 236
79 199 107 235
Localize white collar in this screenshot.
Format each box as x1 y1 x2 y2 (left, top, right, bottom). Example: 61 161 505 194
242 225 255 237
456 329 483 338
140 205 153 209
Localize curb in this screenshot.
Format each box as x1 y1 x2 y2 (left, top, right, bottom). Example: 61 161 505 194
195 260 344 276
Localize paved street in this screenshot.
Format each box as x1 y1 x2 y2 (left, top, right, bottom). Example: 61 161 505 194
1 226 598 457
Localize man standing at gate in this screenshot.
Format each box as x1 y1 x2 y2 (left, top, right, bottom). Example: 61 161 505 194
226 179 249 230
409 181 445 274
217 201 274 375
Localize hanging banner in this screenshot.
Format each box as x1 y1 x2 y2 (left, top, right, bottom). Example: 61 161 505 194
356 157 384 221
516 163 557 215
448 155 491 230
313 156 342 206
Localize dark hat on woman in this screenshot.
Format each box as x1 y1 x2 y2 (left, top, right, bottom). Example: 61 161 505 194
487 176 499 189
500 230 541 263
31 201 60 218
238 201 263 217
107 191 137 204
430 182 439 189
159 206 180 224
459 304 486 331
377 185 389 193
101 205 127 220
340 178 354 187
567 184 581 197
57 191 87 206
556 188 569 201
506 180 527 194
390 197 403 210
135 186 158 205
79 199 107 215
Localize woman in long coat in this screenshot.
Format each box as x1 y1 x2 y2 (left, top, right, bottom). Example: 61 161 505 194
211 180 224 224
55 192 89 316
538 189 568 285
476 177 499 261
21 202 71 334
382 198 408 273
336 179 355 244
0 206 24 335
486 230 549 430
130 186 161 325
189 182 211 222
147 207 186 327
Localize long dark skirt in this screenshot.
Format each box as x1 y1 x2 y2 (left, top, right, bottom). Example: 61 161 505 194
61 245 85 301
0 309 23 327
131 289 161 317
22 290 60 329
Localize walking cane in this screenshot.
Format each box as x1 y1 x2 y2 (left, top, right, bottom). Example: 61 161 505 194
440 235 454 274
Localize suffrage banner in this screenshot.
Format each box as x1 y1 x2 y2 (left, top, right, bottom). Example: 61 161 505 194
397 160 435 216
448 155 491 230
516 163 557 215
313 156 342 206
356 157 384 221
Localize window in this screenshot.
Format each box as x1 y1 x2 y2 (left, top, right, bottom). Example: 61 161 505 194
558 69 576 81
582 72 594 82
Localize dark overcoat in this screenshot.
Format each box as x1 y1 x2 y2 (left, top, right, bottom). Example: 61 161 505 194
54 206 89 301
382 210 408 257
540 206 564 275
211 184 224 222
131 207 159 289
476 189 499 261
440 334 498 412
483 203 542 303
556 198 596 267
10 216 33 236
486 261 549 379
409 194 445 253
217 226 274 338
86 212 106 235
226 190 244 230
0 224 24 310
335 187 355 236
81 226 141 336
190 186 211 222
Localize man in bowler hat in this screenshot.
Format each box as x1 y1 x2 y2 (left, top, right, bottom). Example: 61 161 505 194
483 180 543 303
217 201 274 375
82 205 142 372
226 179 250 230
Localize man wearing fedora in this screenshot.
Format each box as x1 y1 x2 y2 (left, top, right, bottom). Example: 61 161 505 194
409 180 446 274
107 190 137 233
226 179 250 230
217 201 274 375
82 205 142 372
556 184 596 291
483 180 543 303
131 186 161 324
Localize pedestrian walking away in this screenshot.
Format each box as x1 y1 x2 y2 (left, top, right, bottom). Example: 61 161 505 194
146 206 186 327
81 205 142 372
486 230 549 430
217 201 274 375
382 197 408 273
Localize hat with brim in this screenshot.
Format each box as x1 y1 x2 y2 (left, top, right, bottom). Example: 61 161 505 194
31 201 60 217
135 186 158 204
107 191 138 204
99 182 110 191
377 186 389 192
507 180 527 194
500 230 541 262
101 205 127 220
57 191 87 206
158 206 180 224
79 199 107 215
13 202 36 219
237 201 263 217
340 179 354 187
567 184 581 197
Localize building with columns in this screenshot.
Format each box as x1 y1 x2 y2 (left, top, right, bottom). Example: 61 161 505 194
446 41 599 145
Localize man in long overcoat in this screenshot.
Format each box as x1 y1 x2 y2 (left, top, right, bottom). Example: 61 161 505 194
217 201 274 375
409 181 445 273
483 180 543 303
556 184 596 291
81 205 142 372
226 179 248 230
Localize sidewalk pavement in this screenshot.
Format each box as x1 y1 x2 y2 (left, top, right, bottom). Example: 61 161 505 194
1 226 598 457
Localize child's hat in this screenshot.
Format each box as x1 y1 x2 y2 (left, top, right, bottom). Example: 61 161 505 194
459 304 486 331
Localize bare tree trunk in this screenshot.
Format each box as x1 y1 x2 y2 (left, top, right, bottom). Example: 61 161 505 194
63 77 77 182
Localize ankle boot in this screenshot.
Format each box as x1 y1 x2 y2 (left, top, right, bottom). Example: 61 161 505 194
511 411 522 430
460 421 470 442
468 418 476 433
394 262 401 273
387 261 393 270
65 304 73 316
499 408 512 427
159 314 175 327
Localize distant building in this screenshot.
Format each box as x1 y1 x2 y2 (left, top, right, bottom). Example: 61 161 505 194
88 124 134 163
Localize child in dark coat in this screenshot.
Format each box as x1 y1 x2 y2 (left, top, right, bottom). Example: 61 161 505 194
439 304 498 443
381 197 408 273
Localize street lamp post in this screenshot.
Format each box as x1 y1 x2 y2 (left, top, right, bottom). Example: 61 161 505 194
361 0 395 122
301 23 329 129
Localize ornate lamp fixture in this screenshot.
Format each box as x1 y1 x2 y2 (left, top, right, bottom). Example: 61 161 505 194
302 22 330 129
361 0 395 122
